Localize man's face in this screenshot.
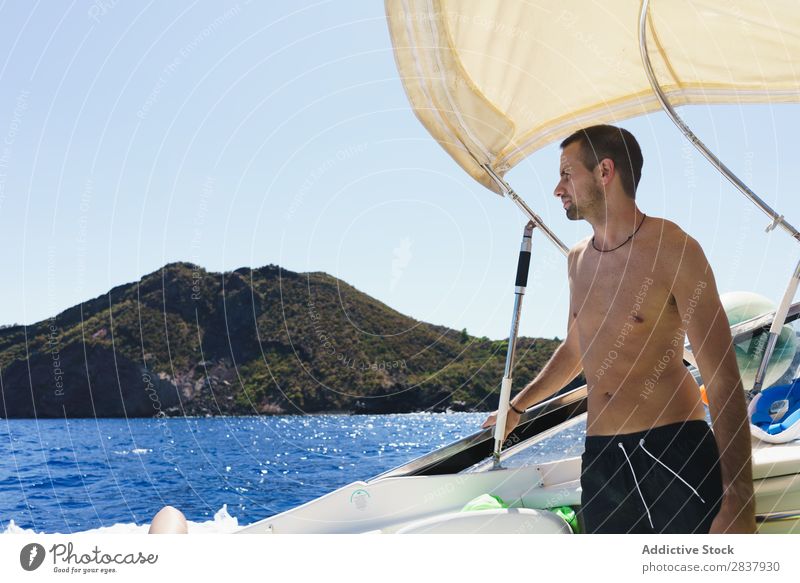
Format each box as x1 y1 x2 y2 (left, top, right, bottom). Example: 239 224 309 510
554 141 604 221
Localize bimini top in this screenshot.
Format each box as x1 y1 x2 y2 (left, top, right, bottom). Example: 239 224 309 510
385 0 800 194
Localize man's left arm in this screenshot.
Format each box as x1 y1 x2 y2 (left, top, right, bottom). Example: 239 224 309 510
671 235 756 533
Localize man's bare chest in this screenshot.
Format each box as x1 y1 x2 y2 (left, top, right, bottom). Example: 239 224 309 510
570 248 677 333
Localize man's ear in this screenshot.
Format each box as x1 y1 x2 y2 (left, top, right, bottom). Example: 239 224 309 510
598 158 614 186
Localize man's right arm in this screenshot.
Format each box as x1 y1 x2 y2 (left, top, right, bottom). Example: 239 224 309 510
481 248 584 436
480 311 582 436
510 309 583 412
511 247 583 412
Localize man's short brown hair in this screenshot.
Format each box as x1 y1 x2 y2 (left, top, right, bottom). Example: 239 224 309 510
560 125 643 199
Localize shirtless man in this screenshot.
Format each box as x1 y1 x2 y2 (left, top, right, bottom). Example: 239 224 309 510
482 125 756 534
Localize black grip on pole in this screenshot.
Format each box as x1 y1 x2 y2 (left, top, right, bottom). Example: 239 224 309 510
515 250 531 288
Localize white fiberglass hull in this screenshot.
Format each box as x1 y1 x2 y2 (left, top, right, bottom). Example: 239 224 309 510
237 431 800 534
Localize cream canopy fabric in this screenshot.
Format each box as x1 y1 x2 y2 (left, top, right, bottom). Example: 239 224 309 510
385 0 800 194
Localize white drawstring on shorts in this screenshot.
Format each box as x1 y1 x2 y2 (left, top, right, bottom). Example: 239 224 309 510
638 438 705 503
617 442 654 529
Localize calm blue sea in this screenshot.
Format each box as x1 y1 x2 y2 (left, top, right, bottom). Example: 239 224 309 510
1 412 570 534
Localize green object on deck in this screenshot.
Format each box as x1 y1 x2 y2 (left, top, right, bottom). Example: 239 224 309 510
549 505 579 533
460 495 579 534
460 493 509 512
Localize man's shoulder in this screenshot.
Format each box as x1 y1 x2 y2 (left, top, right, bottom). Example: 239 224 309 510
648 218 711 289
567 237 591 273
647 217 701 252
648 216 685 236
568 236 592 257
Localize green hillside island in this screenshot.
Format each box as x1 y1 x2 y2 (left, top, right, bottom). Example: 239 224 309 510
0 263 582 418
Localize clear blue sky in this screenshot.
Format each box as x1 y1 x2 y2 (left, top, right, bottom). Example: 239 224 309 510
1 1 798 341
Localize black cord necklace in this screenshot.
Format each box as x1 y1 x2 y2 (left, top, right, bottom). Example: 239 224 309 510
591 213 646 253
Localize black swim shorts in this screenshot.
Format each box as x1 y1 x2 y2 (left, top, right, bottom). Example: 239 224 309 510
579 420 724 534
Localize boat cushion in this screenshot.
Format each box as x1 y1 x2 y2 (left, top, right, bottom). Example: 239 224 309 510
749 380 800 445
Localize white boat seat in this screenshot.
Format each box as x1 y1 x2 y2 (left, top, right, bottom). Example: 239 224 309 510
395 508 572 534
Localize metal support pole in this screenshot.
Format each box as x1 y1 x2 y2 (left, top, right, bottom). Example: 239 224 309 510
638 0 800 243
638 0 800 397
482 164 570 257
750 257 800 397
492 221 535 469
